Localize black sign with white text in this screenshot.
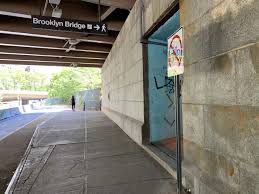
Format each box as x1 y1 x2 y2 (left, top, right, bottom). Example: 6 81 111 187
31 16 108 35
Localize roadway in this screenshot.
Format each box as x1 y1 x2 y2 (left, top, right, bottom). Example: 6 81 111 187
0 105 69 141
0 113 43 141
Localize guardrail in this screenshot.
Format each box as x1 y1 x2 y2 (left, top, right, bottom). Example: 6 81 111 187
0 107 21 121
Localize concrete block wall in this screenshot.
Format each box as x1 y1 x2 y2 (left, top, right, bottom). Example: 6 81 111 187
180 0 259 193
102 0 177 145
102 0 259 193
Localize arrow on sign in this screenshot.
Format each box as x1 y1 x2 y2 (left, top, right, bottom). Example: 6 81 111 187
94 24 100 31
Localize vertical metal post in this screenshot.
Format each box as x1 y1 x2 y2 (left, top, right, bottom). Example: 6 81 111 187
42 0 48 16
98 0 101 22
175 75 182 194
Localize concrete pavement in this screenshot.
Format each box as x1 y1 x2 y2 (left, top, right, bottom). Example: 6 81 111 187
7 111 177 194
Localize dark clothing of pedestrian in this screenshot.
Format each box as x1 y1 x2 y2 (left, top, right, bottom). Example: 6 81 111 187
71 96 75 111
83 102 86 111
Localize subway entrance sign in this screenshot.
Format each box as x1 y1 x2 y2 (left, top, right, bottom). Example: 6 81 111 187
168 27 184 77
31 16 108 35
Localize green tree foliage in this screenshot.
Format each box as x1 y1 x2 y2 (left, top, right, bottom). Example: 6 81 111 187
77 68 101 89
0 66 48 91
0 65 101 104
48 67 101 103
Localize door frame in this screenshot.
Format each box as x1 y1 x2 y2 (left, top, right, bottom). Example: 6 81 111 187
141 1 183 193
141 1 179 143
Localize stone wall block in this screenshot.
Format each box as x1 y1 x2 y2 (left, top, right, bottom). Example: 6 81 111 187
182 104 205 146
143 2 154 33
134 18 142 45
213 52 236 75
184 20 203 65
182 74 207 104
130 24 137 47
151 0 161 23
127 81 144 102
122 114 133 137
199 181 220 194
204 0 259 61
236 77 259 106
239 162 259 194
131 118 143 145
250 43 259 73
185 144 240 190
235 45 257 79
133 43 143 64
180 0 224 27
214 154 240 189
183 0 259 65
203 105 240 156
118 74 124 89
183 141 201 171
200 171 239 194
205 74 236 105
205 53 237 105
137 101 144 122
160 0 175 16
236 106 259 168
135 59 144 82
235 44 259 106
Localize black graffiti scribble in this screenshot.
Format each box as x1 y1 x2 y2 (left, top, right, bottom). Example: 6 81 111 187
154 76 174 94
154 76 164 90
166 94 175 108
164 117 175 127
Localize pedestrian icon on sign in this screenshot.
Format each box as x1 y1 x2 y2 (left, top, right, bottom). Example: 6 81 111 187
102 24 107 32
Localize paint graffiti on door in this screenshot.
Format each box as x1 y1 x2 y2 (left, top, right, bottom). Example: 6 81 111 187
154 76 174 94
164 117 175 127
154 75 176 127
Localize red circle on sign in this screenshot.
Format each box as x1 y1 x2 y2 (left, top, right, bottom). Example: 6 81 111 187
169 34 183 66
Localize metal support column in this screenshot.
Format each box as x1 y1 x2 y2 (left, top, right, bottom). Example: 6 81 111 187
175 75 182 194
98 0 101 22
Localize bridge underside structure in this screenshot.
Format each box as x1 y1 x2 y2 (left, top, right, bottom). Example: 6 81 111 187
0 90 48 102
0 0 136 68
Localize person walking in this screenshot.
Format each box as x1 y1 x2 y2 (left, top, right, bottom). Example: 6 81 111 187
71 96 76 111
83 102 86 111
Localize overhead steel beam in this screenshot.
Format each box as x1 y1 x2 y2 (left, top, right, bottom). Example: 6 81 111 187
0 12 123 31
0 35 65 48
0 11 31 19
0 0 135 12
0 21 116 44
0 54 104 64
0 35 111 53
0 46 107 60
0 0 42 15
101 7 116 21
0 60 102 68
0 1 123 31
81 0 135 10
0 43 110 54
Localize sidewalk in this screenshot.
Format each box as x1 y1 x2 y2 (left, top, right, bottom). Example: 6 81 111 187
7 111 177 194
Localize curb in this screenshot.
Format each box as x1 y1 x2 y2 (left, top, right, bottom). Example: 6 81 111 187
4 113 57 194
